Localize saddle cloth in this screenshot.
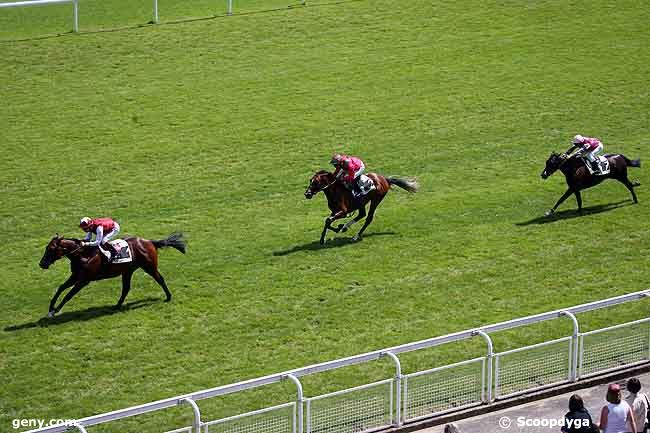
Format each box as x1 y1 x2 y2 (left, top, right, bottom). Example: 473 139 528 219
100 239 133 264
358 174 376 195
582 156 610 176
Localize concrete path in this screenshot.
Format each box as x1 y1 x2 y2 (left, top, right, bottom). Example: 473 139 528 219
418 373 649 433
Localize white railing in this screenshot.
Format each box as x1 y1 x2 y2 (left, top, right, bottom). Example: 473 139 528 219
20 289 650 433
0 0 309 34
0 0 79 32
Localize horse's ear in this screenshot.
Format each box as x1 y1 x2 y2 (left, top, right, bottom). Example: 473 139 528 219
55 233 60 239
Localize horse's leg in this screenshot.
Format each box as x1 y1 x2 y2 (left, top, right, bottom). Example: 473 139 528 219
48 274 77 317
340 206 367 233
574 190 583 212
115 270 134 309
320 211 346 245
143 266 172 302
545 188 575 216
53 280 90 315
353 198 383 241
620 178 639 203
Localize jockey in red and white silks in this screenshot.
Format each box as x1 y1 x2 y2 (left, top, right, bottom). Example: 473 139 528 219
571 134 603 170
80 217 120 260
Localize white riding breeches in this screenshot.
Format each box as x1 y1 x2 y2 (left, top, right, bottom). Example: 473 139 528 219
585 144 603 162
102 224 120 244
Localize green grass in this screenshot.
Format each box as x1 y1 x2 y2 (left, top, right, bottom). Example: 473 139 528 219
1 0 649 431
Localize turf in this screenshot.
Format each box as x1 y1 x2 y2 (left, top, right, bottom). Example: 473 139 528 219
1 0 649 431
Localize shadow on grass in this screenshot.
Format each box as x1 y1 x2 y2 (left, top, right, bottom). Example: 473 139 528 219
4 297 161 332
516 200 634 226
0 0 362 43
273 231 397 256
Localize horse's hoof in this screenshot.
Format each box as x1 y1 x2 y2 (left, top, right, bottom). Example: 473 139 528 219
544 209 555 217
319 239 325 245
164 296 172 302
341 226 348 233
113 304 123 310
47 311 55 318
352 234 360 242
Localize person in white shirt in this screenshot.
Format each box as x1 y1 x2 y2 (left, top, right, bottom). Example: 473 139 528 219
626 378 648 433
599 383 637 433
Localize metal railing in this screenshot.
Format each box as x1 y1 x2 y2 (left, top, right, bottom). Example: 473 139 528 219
0 0 308 34
20 289 650 433
0 0 79 32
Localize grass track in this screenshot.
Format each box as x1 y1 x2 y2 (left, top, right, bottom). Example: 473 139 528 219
1 0 649 431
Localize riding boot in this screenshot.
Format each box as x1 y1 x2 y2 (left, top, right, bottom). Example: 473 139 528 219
591 160 600 174
101 245 114 264
349 184 360 207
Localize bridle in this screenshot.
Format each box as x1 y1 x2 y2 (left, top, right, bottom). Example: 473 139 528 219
309 176 336 194
55 238 83 258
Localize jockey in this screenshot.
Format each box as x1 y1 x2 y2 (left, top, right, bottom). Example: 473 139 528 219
79 216 120 261
330 153 366 198
570 134 604 173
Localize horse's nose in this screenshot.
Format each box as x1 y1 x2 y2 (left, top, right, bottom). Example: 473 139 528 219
39 261 49 269
304 191 313 199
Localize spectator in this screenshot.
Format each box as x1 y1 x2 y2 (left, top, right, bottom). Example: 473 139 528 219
444 423 460 433
599 383 637 433
562 394 597 433
626 378 649 433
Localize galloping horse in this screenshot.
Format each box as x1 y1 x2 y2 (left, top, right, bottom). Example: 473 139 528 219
304 170 418 244
541 152 640 216
39 233 186 317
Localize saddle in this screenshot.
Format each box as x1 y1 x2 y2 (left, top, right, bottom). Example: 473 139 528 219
581 155 610 176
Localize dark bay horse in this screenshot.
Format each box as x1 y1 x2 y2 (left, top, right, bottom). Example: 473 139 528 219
39 233 186 317
541 152 640 216
304 170 418 244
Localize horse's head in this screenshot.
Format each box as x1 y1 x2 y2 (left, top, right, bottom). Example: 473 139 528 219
39 235 79 269
541 152 565 179
304 170 335 199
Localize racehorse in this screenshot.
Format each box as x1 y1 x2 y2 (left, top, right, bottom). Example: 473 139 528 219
304 170 418 244
541 152 640 216
39 233 186 317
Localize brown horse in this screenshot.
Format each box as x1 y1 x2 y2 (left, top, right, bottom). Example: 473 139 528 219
304 170 418 244
39 233 186 317
541 152 640 216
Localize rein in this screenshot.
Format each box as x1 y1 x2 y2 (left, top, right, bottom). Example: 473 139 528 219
320 180 336 191
65 245 83 257
558 150 581 169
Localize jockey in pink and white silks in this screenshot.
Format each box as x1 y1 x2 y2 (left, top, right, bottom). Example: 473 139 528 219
571 134 604 173
331 154 366 198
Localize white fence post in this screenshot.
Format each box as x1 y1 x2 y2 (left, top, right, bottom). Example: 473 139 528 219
474 330 494 403
227 0 232 15
560 311 580 381
381 351 402 426
72 0 78 32
284 374 303 433
181 398 202 433
153 0 158 23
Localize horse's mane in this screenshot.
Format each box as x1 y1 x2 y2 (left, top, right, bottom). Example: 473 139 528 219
315 169 332 176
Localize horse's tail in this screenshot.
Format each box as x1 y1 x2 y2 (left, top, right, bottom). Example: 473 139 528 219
625 156 641 168
387 176 419 193
152 232 187 254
